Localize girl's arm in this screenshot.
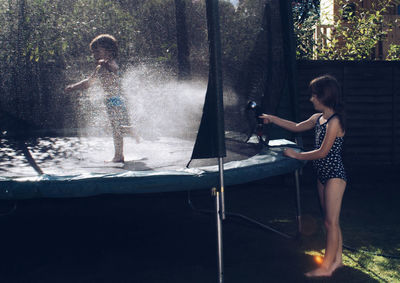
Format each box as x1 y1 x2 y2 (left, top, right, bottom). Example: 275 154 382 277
259 113 320 133
284 117 341 160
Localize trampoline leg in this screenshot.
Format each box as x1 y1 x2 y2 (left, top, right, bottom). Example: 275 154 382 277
213 187 224 283
294 169 302 235
218 157 226 220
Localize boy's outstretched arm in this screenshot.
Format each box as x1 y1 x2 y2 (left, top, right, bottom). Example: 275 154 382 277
65 78 91 92
65 65 101 93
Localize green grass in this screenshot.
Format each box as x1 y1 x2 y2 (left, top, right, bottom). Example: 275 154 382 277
218 164 400 282
338 182 400 282
294 167 400 282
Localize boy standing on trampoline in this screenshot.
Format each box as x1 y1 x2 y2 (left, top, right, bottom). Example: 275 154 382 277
66 34 136 163
260 75 346 277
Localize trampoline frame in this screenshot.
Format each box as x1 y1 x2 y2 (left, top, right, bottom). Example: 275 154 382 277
189 166 302 239
187 162 302 283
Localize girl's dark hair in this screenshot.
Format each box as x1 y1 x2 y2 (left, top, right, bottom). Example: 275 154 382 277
90 34 118 58
309 74 346 130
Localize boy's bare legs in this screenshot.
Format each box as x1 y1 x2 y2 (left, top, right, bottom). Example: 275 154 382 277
111 130 124 163
121 125 140 143
306 178 346 277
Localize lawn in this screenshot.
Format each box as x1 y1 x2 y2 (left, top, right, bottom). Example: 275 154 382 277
0 164 398 282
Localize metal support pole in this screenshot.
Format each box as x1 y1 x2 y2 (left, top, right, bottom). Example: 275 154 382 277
213 187 224 283
294 169 302 235
218 157 226 220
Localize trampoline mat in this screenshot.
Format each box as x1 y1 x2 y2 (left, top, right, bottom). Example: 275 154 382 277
1 134 261 176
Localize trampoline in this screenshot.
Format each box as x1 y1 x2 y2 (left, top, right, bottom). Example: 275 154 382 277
0 135 304 200
0 1 303 282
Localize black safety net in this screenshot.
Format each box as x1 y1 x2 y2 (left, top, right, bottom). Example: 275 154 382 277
0 0 298 177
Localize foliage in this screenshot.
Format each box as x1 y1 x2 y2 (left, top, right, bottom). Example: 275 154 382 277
317 0 400 60
220 0 265 72
0 0 266 128
293 0 320 24
292 1 320 59
386 44 400 60
293 0 400 60
0 0 266 74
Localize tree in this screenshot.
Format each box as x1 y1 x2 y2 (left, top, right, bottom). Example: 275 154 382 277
317 0 400 60
0 0 278 130
174 0 191 79
292 0 400 60
293 0 320 24
292 0 320 59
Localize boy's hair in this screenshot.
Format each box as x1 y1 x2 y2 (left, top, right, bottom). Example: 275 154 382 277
90 34 118 58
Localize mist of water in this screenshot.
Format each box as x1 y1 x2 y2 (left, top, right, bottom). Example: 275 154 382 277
79 64 207 140
122 64 207 140
77 62 243 143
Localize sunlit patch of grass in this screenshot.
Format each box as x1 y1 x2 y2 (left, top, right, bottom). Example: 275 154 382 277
304 250 324 257
343 249 400 282
304 248 400 282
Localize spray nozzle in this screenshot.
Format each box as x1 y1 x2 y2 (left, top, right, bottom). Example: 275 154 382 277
247 101 263 124
246 101 269 147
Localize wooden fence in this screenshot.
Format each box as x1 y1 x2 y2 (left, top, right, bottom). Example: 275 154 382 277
296 60 400 166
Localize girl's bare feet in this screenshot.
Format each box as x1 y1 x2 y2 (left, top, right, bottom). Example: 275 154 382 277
305 258 343 278
305 266 332 277
330 259 344 273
